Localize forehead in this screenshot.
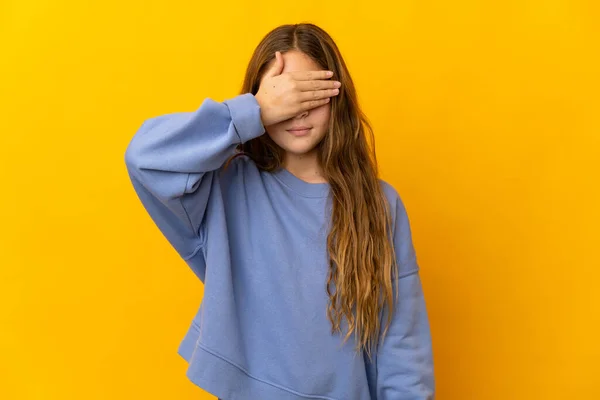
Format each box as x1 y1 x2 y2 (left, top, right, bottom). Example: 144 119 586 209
280 50 323 73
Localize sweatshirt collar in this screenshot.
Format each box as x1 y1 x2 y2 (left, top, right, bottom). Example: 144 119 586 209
272 167 330 198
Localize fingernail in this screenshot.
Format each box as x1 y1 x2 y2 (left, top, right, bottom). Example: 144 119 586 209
327 71 334 76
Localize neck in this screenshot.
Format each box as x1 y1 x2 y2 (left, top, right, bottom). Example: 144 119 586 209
283 151 327 184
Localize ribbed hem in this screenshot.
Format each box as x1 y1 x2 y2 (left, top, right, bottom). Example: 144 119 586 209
185 343 340 400
178 323 338 400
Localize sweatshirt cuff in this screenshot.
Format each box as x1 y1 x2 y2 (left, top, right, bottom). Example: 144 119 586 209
225 93 266 144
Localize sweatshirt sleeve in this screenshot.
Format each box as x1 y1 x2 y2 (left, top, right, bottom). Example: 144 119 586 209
124 93 265 264
376 194 435 399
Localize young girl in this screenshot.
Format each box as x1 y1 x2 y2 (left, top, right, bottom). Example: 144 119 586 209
125 23 434 400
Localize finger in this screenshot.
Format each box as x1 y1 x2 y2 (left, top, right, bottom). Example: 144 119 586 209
291 70 334 81
298 88 340 102
299 97 331 111
296 79 341 92
264 51 285 78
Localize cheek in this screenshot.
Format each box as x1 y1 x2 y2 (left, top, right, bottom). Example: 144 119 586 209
311 103 331 127
265 121 286 137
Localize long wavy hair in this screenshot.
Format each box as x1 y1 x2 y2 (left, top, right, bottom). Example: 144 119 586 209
226 23 398 360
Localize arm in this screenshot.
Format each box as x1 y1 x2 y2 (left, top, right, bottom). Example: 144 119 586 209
376 195 435 399
124 93 265 263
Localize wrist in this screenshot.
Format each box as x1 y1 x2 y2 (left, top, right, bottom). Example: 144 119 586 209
253 94 269 127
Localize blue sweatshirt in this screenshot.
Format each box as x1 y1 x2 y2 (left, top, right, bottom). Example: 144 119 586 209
124 93 435 400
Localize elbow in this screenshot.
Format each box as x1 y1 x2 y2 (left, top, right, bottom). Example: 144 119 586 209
124 139 141 171
124 119 154 171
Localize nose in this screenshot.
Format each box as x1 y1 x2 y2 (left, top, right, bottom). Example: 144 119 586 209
294 109 309 119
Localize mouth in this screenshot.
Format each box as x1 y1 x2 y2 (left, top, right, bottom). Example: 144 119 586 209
286 127 312 136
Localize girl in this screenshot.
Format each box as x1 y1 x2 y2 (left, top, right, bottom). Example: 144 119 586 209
125 23 434 400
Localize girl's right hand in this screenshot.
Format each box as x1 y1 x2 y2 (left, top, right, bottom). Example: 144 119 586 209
254 51 341 127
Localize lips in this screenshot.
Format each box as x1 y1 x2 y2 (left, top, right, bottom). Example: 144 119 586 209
286 127 312 136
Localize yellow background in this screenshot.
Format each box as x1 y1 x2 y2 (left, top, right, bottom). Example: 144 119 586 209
1 1 598 399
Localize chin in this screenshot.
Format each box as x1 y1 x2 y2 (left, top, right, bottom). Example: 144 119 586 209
275 142 316 156
269 132 323 156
